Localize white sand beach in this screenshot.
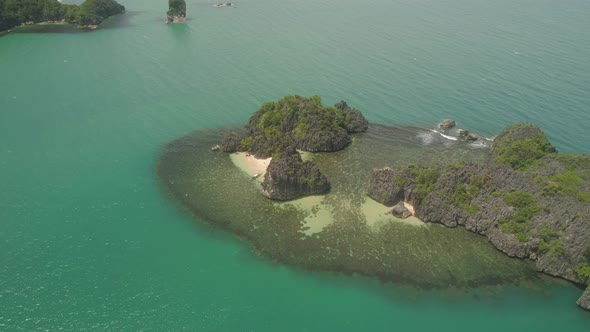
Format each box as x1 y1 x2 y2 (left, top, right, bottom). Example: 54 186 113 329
229 152 271 182
361 197 425 228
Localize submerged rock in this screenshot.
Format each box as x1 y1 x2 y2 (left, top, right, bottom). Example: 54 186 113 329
261 148 330 200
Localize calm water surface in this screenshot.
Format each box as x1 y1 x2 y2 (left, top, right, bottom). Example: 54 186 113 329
1 0 590 330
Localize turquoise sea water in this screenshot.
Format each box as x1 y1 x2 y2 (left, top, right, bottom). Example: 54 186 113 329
1 0 590 330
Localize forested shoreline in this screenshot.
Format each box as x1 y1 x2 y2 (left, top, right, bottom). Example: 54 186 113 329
0 0 124 31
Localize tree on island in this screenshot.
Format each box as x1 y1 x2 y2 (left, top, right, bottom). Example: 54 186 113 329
0 0 125 31
166 0 186 24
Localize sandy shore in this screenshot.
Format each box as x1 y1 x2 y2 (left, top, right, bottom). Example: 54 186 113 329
361 197 425 227
229 153 271 181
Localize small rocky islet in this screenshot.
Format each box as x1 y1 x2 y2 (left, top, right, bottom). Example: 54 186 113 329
159 95 590 310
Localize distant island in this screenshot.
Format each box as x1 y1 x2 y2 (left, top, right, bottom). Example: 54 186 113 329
159 95 590 311
166 0 186 24
0 0 125 32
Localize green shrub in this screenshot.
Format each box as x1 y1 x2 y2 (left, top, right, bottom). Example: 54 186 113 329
577 192 590 202
537 224 560 242
575 263 590 283
515 232 529 243
538 239 565 257
503 190 539 224
410 167 439 206
492 123 556 170
500 220 526 234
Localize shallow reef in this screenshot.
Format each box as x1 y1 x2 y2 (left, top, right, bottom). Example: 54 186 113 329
158 124 540 289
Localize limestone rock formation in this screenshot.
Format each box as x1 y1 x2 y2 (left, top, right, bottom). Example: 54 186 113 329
368 167 408 206
261 148 330 201
334 100 369 133
221 131 245 153
367 123 590 309
438 119 456 129
241 95 368 158
167 0 186 23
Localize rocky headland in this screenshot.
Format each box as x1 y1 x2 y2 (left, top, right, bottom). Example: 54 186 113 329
219 95 368 200
368 123 590 309
167 0 187 24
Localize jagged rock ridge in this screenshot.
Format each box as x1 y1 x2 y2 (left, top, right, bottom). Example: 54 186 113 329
368 123 590 309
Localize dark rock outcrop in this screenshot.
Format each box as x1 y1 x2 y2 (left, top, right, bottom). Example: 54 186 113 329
334 100 369 133
578 287 590 310
367 123 590 309
368 167 409 206
439 119 456 129
221 131 245 153
167 0 186 23
262 148 330 200
391 201 412 219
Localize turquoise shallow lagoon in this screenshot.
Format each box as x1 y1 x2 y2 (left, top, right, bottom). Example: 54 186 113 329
2 0 590 330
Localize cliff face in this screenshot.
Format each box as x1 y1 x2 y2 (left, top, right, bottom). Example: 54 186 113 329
167 0 186 23
368 123 590 309
261 149 330 200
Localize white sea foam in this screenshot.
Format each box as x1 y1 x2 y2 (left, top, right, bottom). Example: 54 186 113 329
429 129 458 141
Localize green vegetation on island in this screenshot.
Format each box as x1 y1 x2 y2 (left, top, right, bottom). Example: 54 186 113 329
220 95 368 200
0 0 125 32
368 122 590 310
223 95 368 158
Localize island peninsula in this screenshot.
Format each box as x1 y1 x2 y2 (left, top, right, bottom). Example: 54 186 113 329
159 95 590 310
0 0 125 32
368 123 590 309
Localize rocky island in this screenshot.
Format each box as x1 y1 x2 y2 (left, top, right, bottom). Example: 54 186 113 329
368 123 590 309
166 0 186 24
0 0 125 32
218 95 368 200
158 96 590 311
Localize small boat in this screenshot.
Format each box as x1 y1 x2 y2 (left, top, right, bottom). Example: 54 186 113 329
251 173 260 179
